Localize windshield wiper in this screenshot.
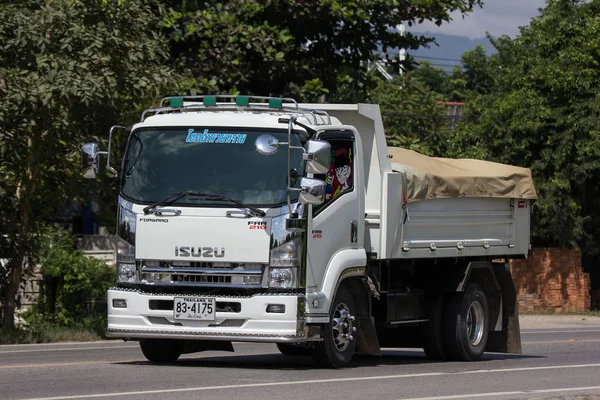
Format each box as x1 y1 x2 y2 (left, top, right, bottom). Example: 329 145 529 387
142 190 266 217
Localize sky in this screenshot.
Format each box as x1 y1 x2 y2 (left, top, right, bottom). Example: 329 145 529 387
415 0 548 39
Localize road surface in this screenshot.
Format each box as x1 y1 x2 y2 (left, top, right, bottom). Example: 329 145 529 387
1 319 600 400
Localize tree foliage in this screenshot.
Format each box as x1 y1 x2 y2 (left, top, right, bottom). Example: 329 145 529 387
451 0 600 269
0 0 177 328
162 0 483 101
370 74 449 155
411 46 492 102
24 229 114 331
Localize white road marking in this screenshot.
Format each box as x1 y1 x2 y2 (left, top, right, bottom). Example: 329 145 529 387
21 363 600 400
523 339 600 344
0 341 117 348
398 385 600 400
0 345 137 354
521 329 600 334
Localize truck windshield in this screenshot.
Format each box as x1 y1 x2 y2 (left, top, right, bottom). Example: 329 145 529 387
121 127 307 207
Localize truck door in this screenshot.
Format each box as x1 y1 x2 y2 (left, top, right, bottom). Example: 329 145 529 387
306 131 362 292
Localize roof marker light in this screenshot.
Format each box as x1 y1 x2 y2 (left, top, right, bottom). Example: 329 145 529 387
269 98 283 109
203 96 217 106
236 96 249 107
170 97 183 107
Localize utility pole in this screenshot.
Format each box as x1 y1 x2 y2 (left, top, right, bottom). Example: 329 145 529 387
396 22 407 75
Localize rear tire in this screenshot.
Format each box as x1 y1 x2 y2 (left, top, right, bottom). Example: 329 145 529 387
422 293 447 360
140 339 185 363
277 343 310 356
312 285 357 368
444 283 489 361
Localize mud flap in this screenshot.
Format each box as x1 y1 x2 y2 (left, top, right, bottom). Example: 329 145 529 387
486 262 522 354
355 316 381 356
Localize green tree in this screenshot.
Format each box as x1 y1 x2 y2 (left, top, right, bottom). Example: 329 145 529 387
451 45 494 98
412 46 493 103
162 0 483 102
370 74 448 155
413 60 470 102
413 61 451 96
452 0 600 272
25 229 115 331
0 0 178 329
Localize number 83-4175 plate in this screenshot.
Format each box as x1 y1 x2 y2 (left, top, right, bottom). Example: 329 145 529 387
173 297 216 320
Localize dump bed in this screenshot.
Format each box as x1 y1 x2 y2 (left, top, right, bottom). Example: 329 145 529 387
300 103 536 260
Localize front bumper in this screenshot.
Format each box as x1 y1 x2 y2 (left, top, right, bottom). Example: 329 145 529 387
106 288 309 342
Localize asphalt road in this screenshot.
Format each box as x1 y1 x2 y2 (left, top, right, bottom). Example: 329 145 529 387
1 324 600 400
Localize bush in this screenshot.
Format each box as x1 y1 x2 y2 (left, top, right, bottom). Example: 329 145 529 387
0 324 102 344
23 229 115 335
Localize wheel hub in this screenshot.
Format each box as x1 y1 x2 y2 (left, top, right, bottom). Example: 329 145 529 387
331 302 356 351
466 300 484 346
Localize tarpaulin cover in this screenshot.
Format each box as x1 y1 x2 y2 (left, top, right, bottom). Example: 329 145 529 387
388 147 537 203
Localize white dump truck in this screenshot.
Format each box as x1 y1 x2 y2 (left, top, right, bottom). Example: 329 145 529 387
82 95 536 368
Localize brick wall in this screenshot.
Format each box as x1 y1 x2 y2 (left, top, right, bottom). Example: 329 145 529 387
511 248 591 313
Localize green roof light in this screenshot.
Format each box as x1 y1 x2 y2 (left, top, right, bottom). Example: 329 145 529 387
170 97 184 107
269 98 283 109
236 96 249 107
203 96 217 106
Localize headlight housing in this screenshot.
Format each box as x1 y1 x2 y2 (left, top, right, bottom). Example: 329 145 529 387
270 238 301 267
117 240 136 284
268 238 301 288
117 263 136 284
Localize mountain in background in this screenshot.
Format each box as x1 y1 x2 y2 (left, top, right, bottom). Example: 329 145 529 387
408 32 497 72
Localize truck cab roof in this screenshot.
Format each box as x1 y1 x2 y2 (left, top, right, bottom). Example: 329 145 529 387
134 110 343 131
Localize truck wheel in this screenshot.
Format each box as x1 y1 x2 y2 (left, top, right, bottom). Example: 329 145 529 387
422 293 447 360
276 343 310 356
312 285 357 368
444 283 489 361
139 339 185 363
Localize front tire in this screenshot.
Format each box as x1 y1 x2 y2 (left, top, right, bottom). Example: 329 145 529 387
140 339 185 363
312 285 357 368
444 283 489 361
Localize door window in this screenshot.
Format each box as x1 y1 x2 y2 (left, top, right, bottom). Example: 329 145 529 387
325 140 354 201
314 139 354 214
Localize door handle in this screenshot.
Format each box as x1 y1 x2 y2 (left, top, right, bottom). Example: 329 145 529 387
153 207 181 216
350 220 358 244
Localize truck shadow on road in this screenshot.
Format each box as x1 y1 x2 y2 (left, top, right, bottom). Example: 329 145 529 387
116 349 544 370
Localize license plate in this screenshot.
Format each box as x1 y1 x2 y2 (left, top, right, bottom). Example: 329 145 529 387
173 297 216 321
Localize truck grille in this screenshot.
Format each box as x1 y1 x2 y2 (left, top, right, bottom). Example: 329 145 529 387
138 260 265 288
172 274 231 284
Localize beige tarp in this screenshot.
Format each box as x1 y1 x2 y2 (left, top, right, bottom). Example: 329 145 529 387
388 147 537 203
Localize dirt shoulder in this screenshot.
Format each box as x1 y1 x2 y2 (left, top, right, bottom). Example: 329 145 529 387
519 314 600 329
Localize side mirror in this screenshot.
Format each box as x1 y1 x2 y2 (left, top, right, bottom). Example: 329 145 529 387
297 177 326 205
82 142 99 179
303 140 331 174
255 134 280 155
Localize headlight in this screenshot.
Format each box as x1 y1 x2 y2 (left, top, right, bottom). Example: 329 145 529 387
117 263 136 283
117 240 136 284
269 267 296 288
269 238 300 288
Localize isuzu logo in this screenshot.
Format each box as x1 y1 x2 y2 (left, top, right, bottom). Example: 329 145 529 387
175 246 225 258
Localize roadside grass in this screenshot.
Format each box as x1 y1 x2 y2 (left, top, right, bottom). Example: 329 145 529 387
0 326 104 345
